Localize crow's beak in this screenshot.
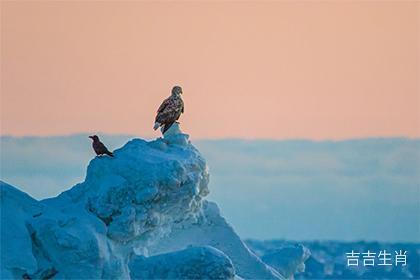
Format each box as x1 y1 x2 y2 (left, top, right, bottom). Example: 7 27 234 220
88 136 93 139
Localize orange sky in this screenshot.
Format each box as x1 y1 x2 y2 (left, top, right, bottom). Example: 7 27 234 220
1 1 418 139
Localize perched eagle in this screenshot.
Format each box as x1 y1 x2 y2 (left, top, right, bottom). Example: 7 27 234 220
89 135 114 157
153 86 184 134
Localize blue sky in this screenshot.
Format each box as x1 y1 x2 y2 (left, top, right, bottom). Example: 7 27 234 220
1 135 419 242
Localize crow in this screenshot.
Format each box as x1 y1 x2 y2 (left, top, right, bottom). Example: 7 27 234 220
88 135 114 157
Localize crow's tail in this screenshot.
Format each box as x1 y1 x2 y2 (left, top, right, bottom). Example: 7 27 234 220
106 151 114 157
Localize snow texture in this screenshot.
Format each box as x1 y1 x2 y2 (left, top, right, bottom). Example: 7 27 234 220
1 124 304 279
129 246 235 279
260 244 310 278
246 239 420 279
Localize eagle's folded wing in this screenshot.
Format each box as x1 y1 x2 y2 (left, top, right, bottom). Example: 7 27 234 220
157 97 171 114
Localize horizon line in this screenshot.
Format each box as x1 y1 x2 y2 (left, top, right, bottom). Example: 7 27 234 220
1 132 419 143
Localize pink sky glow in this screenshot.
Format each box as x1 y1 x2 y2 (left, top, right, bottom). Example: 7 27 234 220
1 1 418 139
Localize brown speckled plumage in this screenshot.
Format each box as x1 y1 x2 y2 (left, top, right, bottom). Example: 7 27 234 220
154 86 184 134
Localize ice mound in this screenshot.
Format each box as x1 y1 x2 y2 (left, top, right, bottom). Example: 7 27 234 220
57 129 209 244
129 246 235 279
260 244 311 278
0 182 43 279
1 125 303 279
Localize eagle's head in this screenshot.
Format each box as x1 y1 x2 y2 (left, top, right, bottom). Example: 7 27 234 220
172 86 183 96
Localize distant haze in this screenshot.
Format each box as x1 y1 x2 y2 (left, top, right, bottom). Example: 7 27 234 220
1 2 418 139
1 135 419 242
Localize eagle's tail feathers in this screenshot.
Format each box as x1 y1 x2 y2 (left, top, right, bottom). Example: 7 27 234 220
153 122 161 130
162 122 174 134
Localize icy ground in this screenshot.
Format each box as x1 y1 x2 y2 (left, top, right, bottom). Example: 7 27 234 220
246 239 420 279
1 124 308 279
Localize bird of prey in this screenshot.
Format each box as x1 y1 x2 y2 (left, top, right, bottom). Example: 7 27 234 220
89 135 114 157
153 86 184 134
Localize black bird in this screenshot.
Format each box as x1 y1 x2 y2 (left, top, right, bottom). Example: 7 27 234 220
88 135 114 157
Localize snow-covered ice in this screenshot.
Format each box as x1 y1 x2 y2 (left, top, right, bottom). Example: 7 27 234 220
246 239 420 279
129 246 235 279
1 124 307 279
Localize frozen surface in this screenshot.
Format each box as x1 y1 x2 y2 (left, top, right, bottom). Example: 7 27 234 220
1 125 303 279
2 135 419 242
129 246 235 279
246 239 420 279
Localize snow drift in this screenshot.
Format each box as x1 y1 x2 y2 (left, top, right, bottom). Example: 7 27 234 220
1 124 306 279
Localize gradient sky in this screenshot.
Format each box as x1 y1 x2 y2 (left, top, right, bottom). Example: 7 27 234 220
1 1 418 139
